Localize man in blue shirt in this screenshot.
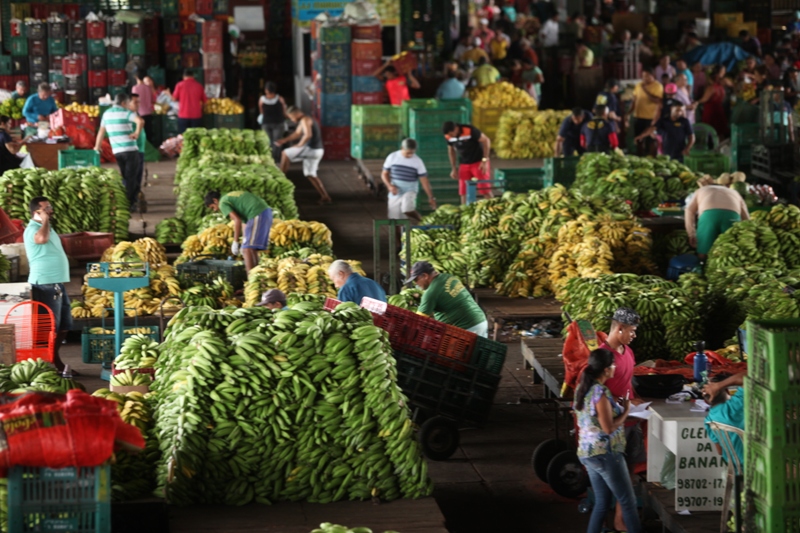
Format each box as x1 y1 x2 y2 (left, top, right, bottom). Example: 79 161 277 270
595 78 621 122
22 83 58 137
328 260 386 305
23 196 73 374
436 68 466 100
555 108 592 157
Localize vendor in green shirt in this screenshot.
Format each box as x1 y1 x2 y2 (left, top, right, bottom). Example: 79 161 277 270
204 190 273 273
406 261 488 337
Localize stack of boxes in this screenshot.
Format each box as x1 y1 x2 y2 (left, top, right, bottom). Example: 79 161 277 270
202 20 224 95
351 24 384 105
743 319 800 532
312 23 352 160
86 20 107 104
162 0 226 92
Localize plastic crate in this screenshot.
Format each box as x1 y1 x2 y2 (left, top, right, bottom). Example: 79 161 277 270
323 297 341 311
8 465 111 533
352 124 403 143
58 149 100 169
684 152 729 175
126 38 145 56
351 40 383 61
10 38 27 56
81 326 160 364
744 378 800 449
745 438 800 506
494 167 552 193
351 139 399 160
747 318 800 391
439 324 478 364
48 38 68 56
409 106 470 138
472 336 507 375
176 258 246 289
318 25 351 44
351 105 402 126
472 106 505 142
353 92 386 105
107 53 126 70
0 56 11 76
352 57 382 77
321 75 350 95
544 156 580 187
26 22 46 40
747 494 800 533
352 75 384 93
59 232 114 261
86 21 105 39
401 99 439 136
4 254 20 282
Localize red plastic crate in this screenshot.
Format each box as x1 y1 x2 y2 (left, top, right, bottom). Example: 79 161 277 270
323 297 342 311
321 126 350 143
202 34 223 53
0 208 22 245
202 20 224 38
62 55 84 76
0 76 13 90
205 68 223 84
86 21 106 39
9 21 24 38
439 324 477 363
64 4 80 21
49 108 81 130
108 69 126 86
181 19 197 35
323 143 352 160
351 40 383 61
183 53 201 68
391 53 417 75
352 24 381 40
88 70 107 88
353 92 386 105
352 58 382 77
179 0 195 16
164 34 181 54
59 232 114 261
196 0 213 15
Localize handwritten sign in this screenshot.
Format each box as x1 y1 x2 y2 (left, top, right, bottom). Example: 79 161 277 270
675 422 726 511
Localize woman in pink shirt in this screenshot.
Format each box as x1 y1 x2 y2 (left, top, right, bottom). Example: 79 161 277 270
131 70 156 144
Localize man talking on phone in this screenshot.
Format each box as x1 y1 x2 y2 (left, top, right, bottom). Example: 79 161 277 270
23 196 73 375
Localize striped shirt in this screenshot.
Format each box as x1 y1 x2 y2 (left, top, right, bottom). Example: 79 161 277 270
383 151 428 194
100 105 138 155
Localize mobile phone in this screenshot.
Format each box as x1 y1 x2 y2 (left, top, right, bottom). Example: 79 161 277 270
625 390 630 401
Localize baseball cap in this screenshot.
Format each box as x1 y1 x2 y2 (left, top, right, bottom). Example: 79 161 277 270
405 261 435 284
665 83 678 94
256 289 287 307
609 307 640 326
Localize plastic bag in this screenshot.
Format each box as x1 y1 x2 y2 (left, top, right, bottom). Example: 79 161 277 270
660 450 676 490
562 320 608 393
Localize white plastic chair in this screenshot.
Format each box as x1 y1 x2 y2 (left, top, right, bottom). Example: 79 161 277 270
707 421 744 533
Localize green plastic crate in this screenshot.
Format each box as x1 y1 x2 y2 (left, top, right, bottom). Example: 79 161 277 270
544 156 580 188
400 99 438 136
352 124 403 144
108 86 127 98
10 37 27 56
88 39 106 56
49 69 64 86
436 98 473 120
8 465 111 533
318 25 351 44
107 53 126 69
747 494 800 533
731 122 759 171
147 66 165 87
162 0 179 15
0 55 11 76
48 38 68 56
59 149 100 169
744 377 800 449
471 336 507 375
81 326 160 364
176 258 246 289
351 105 403 127
162 115 180 138
494 167 552 193
351 139 399 160
745 438 800 506
747 318 800 391
126 38 145 55
409 106 470 138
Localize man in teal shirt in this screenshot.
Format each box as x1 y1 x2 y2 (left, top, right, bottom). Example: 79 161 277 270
204 190 273 273
407 261 488 336
22 83 58 137
436 69 466 100
23 196 72 374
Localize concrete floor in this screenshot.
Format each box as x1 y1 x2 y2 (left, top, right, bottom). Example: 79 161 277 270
56 156 671 532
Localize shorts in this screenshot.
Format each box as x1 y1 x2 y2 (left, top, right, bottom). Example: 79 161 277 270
388 190 418 219
243 208 273 250
696 209 741 255
31 283 73 333
284 146 325 177
458 161 492 196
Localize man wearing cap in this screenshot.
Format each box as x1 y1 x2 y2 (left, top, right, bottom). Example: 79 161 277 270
599 307 646 533
204 190 273 274
328 260 386 305
255 289 288 310
408 261 488 337
580 105 618 153
381 138 436 223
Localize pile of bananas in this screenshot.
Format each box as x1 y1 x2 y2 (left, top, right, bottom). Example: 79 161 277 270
93 387 159 501
111 370 153 389
651 230 693 272
114 334 160 371
0 253 10 283
419 204 462 232
155 218 187 245
311 524 399 533
574 153 699 212
181 276 240 309
178 129 272 172
387 288 423 312
270 220 334 257
495 109 571 159
203 98 244 115
561 274 704 360
176 223 234 264
99 238 168 267
63 102 100 118
0 97 24 120
244 256 366 306
88 327 153 335
469 81 537 109
0 167 130 242
0 359 82 393
152 302 432 505
401 228 467 280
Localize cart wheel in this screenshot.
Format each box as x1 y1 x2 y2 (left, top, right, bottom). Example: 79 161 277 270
546 450 588 499
531 438 570 481
418 416 460 461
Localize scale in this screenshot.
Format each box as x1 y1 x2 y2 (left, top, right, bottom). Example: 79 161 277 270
86 262 150 381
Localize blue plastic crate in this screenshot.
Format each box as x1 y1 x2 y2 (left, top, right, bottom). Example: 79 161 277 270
321 75 350 95
352 75 384 93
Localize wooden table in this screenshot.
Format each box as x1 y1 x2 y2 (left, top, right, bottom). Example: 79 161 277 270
474 290 563 341
520 336 567 399
26 140 71 170
643 482 721 533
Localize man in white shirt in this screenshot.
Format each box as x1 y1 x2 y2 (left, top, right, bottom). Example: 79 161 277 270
540 13 560 48
381 138 437 223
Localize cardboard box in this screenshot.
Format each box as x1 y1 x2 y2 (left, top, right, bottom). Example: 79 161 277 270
110 384 150 394
0 325 16 365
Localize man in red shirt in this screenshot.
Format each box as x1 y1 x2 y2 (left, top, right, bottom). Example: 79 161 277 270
171 69 207 133
373 61 420 106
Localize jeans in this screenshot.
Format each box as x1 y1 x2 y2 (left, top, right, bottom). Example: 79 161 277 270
115 151 143 207
263 122 286 159
580 452 641 533
31 283 73 333
142 114 155 144
178 118 203 134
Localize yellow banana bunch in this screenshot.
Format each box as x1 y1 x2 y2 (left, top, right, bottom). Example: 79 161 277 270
203 98 244 115
495 109 571 159
470 81 537 109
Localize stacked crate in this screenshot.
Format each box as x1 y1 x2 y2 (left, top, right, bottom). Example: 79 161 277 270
202 20 224 95
351 105 403 159
106 19 128 99
351 23 384 105
314 23 352 160
86 20 107 104
743 319 800 532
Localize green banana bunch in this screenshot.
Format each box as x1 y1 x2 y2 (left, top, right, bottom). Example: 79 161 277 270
115 335 161 370
0 359 81 393
155 217 187 245
0 253 10 283
178 129 273 174
386 288 423 312
0 167 130 242
419 204 462 232
150 301 431 506
111 370 153 388
310 523 400 533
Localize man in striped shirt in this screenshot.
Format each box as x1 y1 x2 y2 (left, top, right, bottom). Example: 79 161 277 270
95 93 144 207
380 138 436 223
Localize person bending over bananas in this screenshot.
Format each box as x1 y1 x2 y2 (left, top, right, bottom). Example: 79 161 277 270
204 190 273 273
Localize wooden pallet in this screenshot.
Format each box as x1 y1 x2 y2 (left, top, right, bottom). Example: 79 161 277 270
520 336 566 400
